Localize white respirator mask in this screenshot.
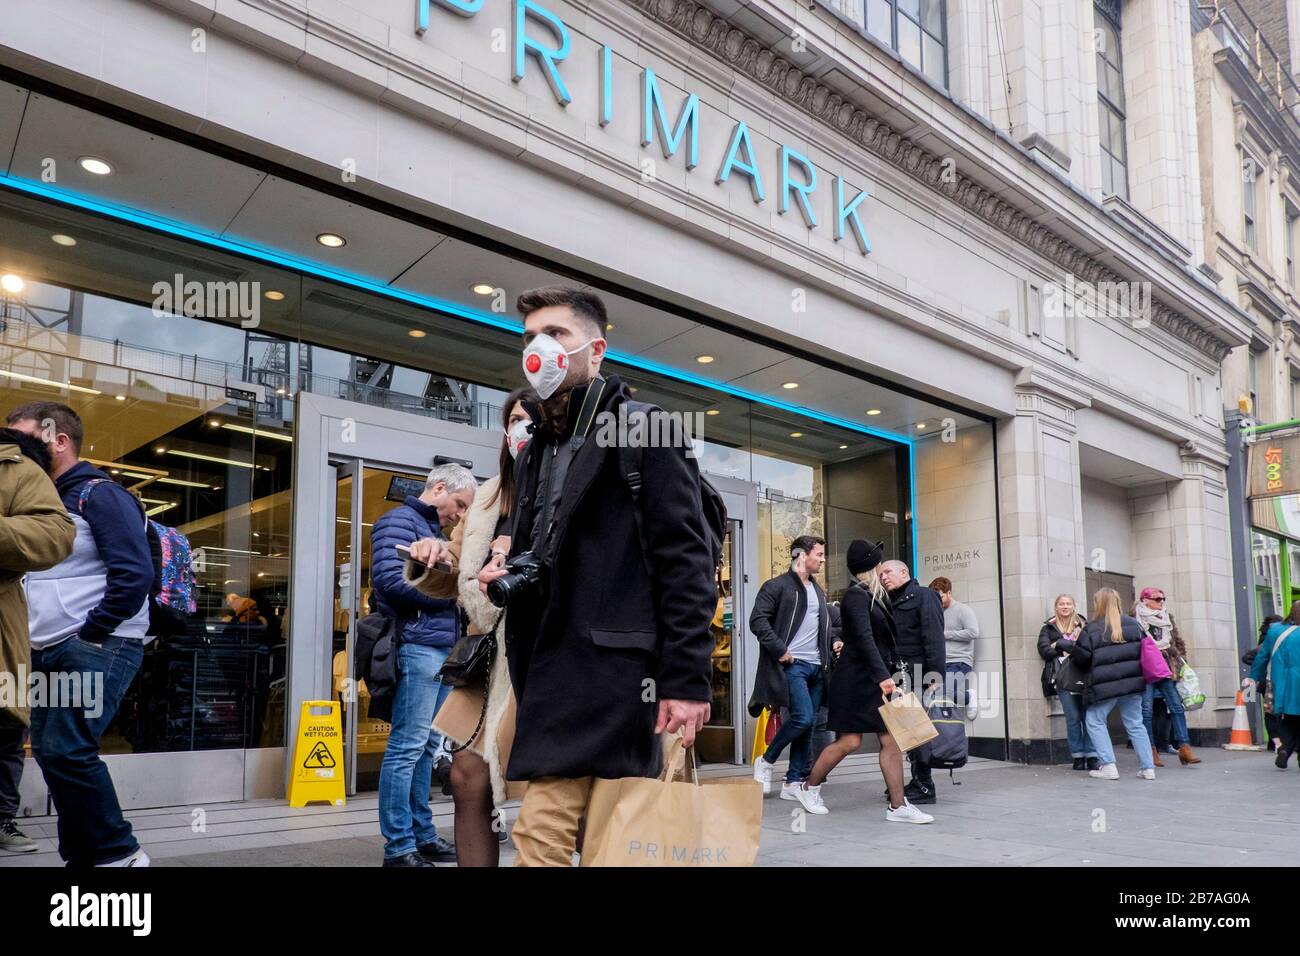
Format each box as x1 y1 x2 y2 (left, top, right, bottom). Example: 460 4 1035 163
506 419 531 460
521 334 595 400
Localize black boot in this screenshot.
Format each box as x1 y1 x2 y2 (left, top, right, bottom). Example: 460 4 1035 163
1072 757 1087 771
1086 757 1100 771
904 779 937 805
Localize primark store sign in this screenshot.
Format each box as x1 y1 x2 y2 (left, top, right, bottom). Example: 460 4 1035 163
416 0 874 255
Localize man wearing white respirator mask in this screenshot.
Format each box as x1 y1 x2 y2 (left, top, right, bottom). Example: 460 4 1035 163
476 286 717 866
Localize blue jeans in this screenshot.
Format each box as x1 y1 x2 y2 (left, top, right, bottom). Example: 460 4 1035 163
379 642 452 859
29 636 143 866
1057 691 1095 758
1142 678 1188 748
1085 692 1153 769
945 663 973 708
763 660 824 783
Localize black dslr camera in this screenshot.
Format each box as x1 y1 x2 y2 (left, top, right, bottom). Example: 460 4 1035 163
486 550 547 609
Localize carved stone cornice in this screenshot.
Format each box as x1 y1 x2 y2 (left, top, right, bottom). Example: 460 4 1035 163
626 0 1235 362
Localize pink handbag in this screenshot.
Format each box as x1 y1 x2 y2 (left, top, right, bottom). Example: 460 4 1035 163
1140 635 1173 683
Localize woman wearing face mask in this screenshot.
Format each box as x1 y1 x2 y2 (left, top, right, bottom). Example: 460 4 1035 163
407 385 536 866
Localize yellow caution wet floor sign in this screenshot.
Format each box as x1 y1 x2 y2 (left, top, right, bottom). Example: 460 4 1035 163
288 701 346 807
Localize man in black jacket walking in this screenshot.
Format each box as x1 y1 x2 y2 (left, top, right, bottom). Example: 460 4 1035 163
478 286 716 867
748 536 832 798
879 560 946 804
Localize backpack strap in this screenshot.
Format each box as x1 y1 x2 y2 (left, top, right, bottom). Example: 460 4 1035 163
616 438 654 578
76 477 148 529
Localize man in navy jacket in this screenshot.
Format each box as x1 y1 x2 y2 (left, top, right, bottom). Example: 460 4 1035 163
370 463 476 867
8 402 153 866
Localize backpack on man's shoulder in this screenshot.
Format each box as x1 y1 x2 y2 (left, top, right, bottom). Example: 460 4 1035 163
615 400 728 578
76 478 197 638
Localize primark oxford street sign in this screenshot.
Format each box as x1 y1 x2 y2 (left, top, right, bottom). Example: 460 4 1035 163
415 0 874 255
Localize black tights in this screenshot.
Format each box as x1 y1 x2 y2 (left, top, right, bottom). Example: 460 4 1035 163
450 749 499 867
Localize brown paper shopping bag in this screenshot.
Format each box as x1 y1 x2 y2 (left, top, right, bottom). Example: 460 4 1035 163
878 691 939 753
581 733 763 867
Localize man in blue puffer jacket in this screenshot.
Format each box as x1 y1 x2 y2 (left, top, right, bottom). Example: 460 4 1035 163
371 463 477 867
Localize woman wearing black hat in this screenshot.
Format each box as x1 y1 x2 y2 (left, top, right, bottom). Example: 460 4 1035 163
794 539 935 824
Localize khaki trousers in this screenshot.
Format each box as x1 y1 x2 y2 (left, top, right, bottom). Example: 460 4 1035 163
511 776 594 867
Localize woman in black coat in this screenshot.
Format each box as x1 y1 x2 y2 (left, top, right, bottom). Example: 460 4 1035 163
1066 587 1156 781
795 540 934 824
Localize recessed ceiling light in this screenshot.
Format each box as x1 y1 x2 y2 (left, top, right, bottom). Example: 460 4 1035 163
696 355 715 364
315 233 346 248
706 409 720 416
471 283 494 295
154 446 166 454
866 408 882 416
0 274 23 294
782 382 799 390
839 444 848 449
275 387 287 395
916 423 927 430
51 234 77 247
790 431 803 438
263 290 285 301
114 394 126 401
77 156 113 176
408 329 427 338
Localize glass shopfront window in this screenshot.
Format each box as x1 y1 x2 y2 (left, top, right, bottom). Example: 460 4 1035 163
1252 531 1283 621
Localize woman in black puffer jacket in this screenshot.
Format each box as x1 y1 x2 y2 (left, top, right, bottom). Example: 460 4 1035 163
1066 587 1155 781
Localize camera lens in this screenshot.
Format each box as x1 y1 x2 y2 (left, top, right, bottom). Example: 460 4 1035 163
486 574 516 609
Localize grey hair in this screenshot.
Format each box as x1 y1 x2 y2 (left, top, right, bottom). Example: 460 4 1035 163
425 463 477 495
880 559 910 579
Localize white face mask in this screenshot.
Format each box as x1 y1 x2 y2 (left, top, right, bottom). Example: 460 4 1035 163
506 419 531 460
521 333 595 400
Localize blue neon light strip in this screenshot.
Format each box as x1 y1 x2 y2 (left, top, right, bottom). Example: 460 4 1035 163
0 171 923 559
0 172 915 447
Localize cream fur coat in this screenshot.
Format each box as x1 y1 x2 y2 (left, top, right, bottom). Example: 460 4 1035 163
451 475 515 806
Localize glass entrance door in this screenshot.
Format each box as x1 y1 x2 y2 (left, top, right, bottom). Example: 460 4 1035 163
332 462 436 793
289 391 505 797
698 518 744 764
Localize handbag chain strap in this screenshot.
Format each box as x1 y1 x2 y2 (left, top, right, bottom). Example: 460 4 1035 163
446 612 504 754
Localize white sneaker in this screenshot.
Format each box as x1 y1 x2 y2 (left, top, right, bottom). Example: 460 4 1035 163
96 848 150 867
794 783 829 814
886 799 934 825
1136 768 1156 780
1088 763 1120 780
780 782 801 801
752 756 773 795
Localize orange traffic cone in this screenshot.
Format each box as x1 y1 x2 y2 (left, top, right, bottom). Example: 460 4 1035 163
1222 690 1264 751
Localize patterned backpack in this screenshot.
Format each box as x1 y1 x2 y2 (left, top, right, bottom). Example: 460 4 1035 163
77 479 197 638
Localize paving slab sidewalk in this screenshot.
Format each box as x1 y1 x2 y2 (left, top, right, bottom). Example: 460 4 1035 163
1 749 1294 867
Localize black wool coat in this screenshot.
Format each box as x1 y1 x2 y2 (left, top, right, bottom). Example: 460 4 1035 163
502 375 717 781
746 570 833 717
826 583 896 733
888 577 946 677
1068 615 1147 705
